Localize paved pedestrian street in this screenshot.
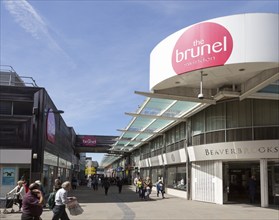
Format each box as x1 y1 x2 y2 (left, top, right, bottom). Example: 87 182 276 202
1 185 278 220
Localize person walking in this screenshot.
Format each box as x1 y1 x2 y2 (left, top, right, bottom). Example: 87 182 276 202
144 176 152 200
156 179 165 199
116 177 123 194
21 182 44 220
133 176 139 193
137 177 144 199
52 181 76 220
71 176 78 190
7 180 25 212
103 178 110 196
248 175 257 203
54 178 62 191
47 179 62 210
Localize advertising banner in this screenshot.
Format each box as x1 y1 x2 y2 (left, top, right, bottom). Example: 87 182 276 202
2 167 16 186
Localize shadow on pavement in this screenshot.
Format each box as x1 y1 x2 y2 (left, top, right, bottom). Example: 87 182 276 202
68 185 162 204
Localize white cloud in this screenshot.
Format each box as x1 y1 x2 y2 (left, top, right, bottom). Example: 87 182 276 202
3 0 47 39
3 0 68 56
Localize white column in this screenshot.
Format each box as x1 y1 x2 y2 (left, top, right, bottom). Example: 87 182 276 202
214 161 223 204
260 159 268 207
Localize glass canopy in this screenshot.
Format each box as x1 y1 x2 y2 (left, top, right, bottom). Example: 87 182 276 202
100 78 279 168
111 98 201 152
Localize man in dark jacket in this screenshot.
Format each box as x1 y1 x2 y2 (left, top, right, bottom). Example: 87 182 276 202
103 178 110 195
116 177 123 193
248 175 257 203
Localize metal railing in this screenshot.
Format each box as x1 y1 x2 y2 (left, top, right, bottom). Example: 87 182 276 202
0 65 38 87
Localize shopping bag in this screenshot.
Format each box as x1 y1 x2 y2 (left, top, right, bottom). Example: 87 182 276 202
67 199 84 216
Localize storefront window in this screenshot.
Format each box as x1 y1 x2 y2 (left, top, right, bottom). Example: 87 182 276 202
166 165 187 191
140 168 150 179
151 167 163 184
167 167 176 188
176 166 187 191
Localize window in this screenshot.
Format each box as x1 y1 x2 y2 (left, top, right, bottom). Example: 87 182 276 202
0 101 12 115
166 165 187 191
151 167 163 184
227 100 252 128
206 103 225 131
192 111 204 135
253 100 279 126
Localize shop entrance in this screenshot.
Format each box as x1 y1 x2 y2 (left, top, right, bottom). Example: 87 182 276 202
223 161 260 204
268 160 279 205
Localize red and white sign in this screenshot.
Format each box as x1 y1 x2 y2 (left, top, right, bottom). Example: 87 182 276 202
172 22 233 74
82 136 97 146
150 13 278 90
46 109 55 144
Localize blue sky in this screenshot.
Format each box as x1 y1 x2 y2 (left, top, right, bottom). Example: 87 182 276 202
1 0 278 163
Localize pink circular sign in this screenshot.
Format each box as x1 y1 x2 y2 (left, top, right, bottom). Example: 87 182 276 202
172 22 233 74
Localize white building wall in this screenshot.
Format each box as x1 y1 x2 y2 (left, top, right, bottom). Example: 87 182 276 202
192 160 223 204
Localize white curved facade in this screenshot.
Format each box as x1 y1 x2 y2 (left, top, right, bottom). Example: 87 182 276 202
150 13 278 91
146 13 279 207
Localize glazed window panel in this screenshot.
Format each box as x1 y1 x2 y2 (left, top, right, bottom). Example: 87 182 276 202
180 123 186 140
192 111 205 135
226 128 252 142
192 134 205 146
175 126 180 140
176 166 187 191
254 127 279 140
0 101 12 115
166 165 187 191
166 167 176 188
13 101 33 115
151 167 163 185
165 127 176 145
226 100 252 128
253 100 279 126
206 103 225 131
206 130 225 144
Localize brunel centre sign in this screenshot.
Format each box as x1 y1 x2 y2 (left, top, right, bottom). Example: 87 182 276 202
149 13 278 90
172 22 233 74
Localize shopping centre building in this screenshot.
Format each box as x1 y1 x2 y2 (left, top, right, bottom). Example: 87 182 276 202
0 13 278 208
0 68 116 197
108 13 279 208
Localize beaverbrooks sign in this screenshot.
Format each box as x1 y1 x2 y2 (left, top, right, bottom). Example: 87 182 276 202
188 140 279 161
172 22 233 74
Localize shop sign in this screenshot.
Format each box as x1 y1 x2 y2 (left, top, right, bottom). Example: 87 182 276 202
188 140 279 161
150 155 161 166
44 151 58 166
2 168 15 185
46 109 56 144
139 159 149 168
165 150 182 164
172 22 233 74
58 158 67 168
82 136 97 146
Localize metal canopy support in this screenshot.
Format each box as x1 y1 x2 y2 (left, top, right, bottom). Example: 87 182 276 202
117 129 162 135
240 68 279 101
135 90 216 104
